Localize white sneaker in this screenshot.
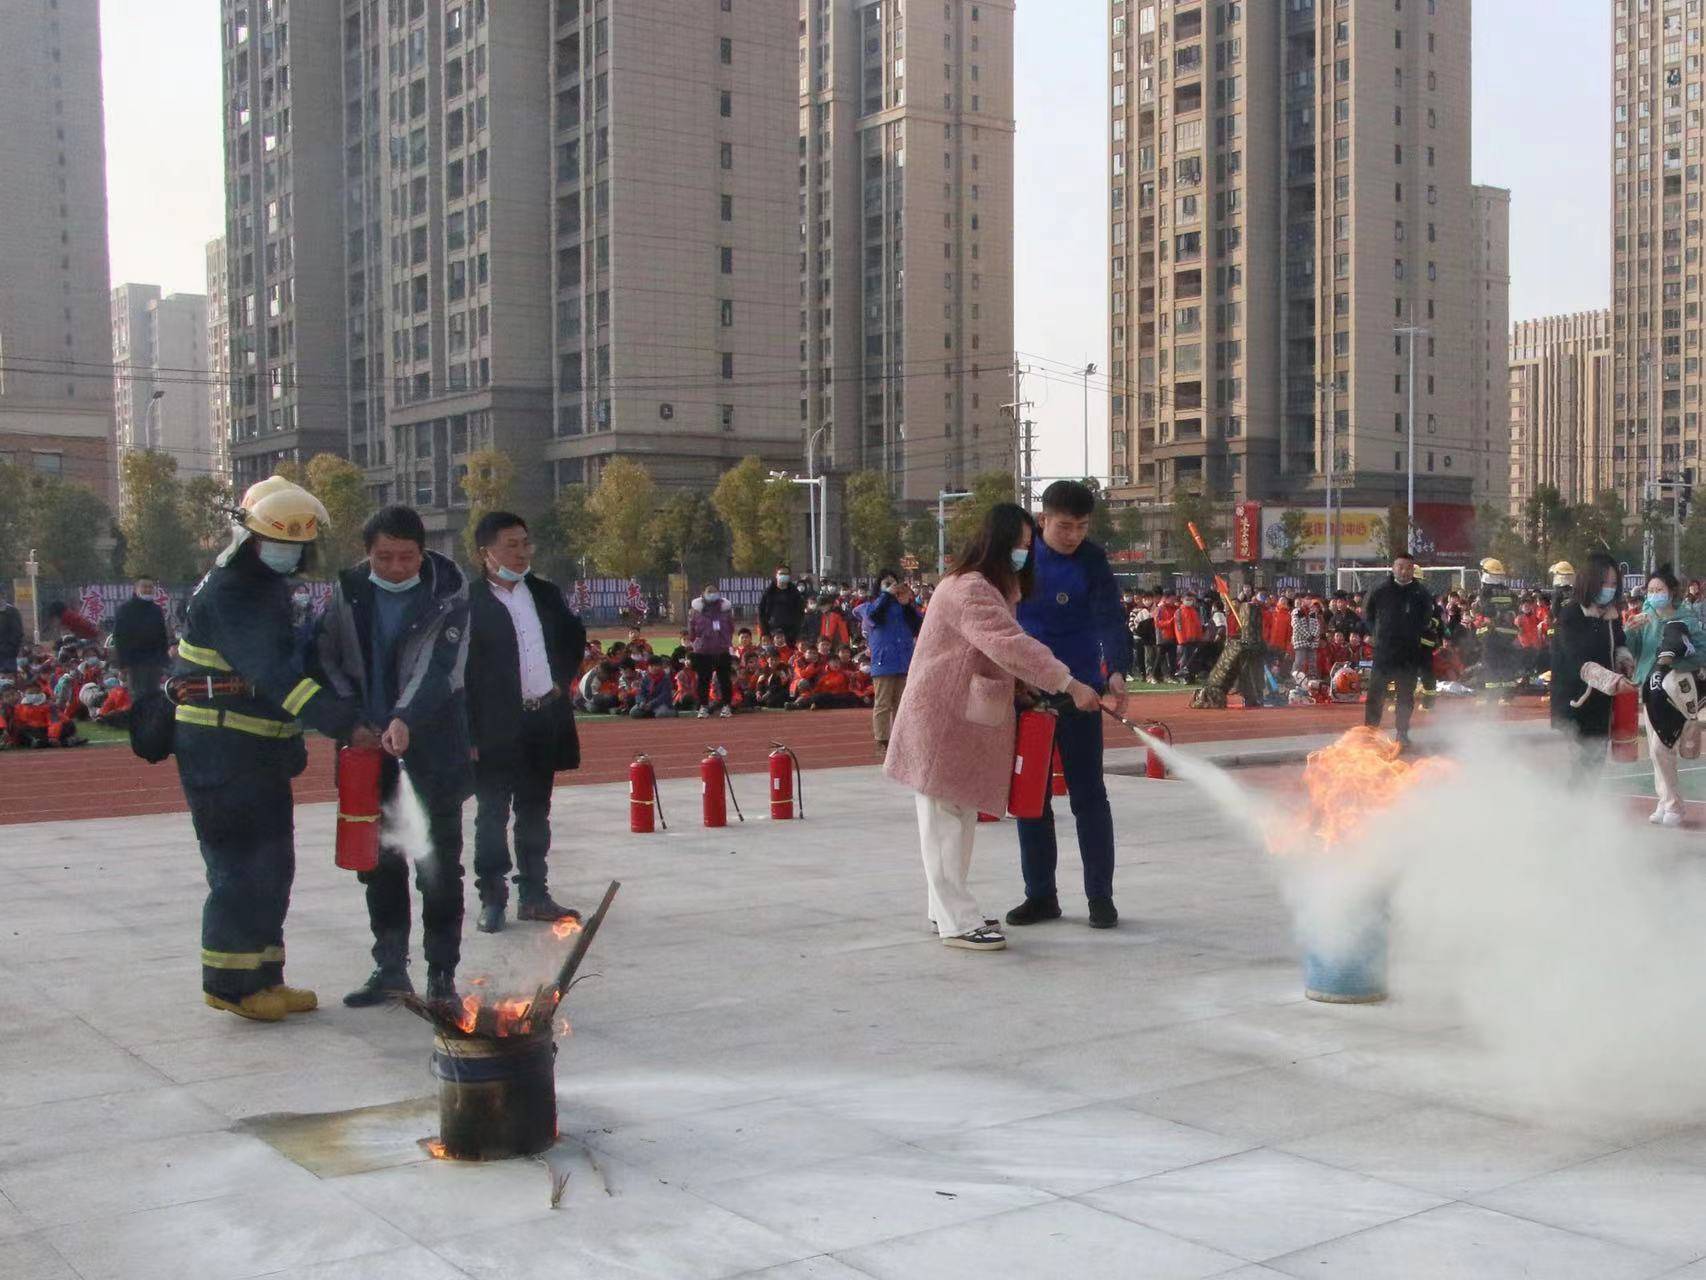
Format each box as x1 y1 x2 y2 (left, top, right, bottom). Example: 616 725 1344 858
696 707 710 719
719 705 732 718
1661 811 1684 828
943 925 1007 952
1650 807 1667 825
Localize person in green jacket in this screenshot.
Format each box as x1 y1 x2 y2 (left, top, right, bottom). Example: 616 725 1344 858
1625 564 1706 826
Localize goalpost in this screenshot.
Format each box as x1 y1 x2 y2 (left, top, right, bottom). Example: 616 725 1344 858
1336 565 1468 596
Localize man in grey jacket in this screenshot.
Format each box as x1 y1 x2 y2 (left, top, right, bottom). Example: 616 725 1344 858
314 505 473 1007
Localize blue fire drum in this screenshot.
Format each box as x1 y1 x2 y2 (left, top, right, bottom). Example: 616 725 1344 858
1303 918 1389 1004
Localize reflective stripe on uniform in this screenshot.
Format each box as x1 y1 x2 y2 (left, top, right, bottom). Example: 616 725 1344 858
261 945 285 963
202 947 265 970
177 641 232 671
175 704 302 739
281 678 320 716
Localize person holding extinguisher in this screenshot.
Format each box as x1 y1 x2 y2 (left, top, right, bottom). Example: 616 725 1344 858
1550 551 1635 778
1006 480 1133 932
885 503 1103 952
313 505 473 1007
1623 564 1706 824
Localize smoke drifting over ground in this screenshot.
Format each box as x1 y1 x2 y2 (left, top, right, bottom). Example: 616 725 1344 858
1143 723 1706 1129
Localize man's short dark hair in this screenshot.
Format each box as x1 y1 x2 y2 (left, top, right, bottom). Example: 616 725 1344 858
1393 550 1415 563
362 504 427 550
1040 480 1096 518
473 510 528 549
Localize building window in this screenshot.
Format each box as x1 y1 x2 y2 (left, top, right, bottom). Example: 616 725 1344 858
720 247 733 273
720 37 732 64
720 299 734 327
720 142 733 169
721 194 733 221
721 353 734 380
720 90 732 117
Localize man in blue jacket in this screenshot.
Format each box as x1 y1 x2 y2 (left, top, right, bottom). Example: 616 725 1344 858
1007 481 1132 930
862 568 923 756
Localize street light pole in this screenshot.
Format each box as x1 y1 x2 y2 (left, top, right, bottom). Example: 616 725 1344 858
24 548 40 645
1081 362 1097 480
1394 325 1429 552
146 388 166 451
805 426 827 581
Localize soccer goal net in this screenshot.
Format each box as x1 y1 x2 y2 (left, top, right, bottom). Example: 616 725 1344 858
1335 565 1468 596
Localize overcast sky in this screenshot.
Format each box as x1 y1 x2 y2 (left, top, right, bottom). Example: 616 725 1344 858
100 0 1610 483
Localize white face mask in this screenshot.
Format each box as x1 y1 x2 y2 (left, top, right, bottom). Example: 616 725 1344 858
257 541 303 575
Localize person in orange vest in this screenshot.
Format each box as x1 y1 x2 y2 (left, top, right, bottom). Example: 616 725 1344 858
95 676 133 725
10 689 82 746
670 661 701 714
817 595 852 650
788 639 828 703
1155 592 1180 682
1175 593 1206 683
1263 593 1295 678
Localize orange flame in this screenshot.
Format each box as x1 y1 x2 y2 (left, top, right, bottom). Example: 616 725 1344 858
425 1139 448 1160
552 918 583 940
1270 726 1452 854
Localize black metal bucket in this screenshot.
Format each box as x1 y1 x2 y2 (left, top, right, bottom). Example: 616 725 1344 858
431 1029 557 1160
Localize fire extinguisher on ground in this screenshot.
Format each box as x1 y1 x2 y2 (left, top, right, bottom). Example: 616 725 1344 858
335 745 385 872
629 753 666 833
1141 721 1173 780
1008 707 1059 820
768 743 804 820
702 746 745 828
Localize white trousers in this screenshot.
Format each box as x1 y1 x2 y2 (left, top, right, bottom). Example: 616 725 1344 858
1646 711 1684 818
915 794 985 938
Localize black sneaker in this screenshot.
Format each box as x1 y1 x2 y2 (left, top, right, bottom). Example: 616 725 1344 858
1004 894 1063 927
342 966 413 1008
476 902 505 934
517 896 581 924
1088 897 1120 930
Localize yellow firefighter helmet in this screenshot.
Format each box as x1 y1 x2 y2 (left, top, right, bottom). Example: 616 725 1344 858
1479 557 1508 578
1549 560 1576 585
238 476 329 543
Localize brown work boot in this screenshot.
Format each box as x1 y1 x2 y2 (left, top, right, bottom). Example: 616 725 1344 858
205 990 289 1022
267 984 319 1014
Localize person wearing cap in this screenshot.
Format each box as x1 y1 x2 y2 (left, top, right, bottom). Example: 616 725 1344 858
1474 558 1522 702
170 476 367 1022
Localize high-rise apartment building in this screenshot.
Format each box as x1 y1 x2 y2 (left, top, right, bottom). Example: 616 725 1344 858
1611 0 1705 519
206 237 233 481
801 0 1017 504
541 0 801 493
0 0 115 500
1470 184 1511 508
113 284 216 484
1108 0 1499 546
218 0 347 490
1509 310 1613 511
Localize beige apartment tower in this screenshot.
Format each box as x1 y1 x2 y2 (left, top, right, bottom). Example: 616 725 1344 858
0 0 115 500
206 237 233 481
1108 0 1499 546
1470 183 1511 508
802 0 1017 504
1509 310 1612 511
1611 0 1706 518
112 285 215 482
542 0 802 492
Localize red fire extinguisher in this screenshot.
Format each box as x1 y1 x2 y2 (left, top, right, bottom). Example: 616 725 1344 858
701 746 745 828
1141 721 1173 780
1008 709 1059 820
1050 747 1068 797
1610 684 1640 763
335 745 385 872
629 753 666 833
768 742 804 820
978 812 1002 823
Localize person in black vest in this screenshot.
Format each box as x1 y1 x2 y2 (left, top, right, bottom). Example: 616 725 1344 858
113 576 173 692
759 565 806 645
1361 551 1435 749
465 511 585 934
0 590 24 670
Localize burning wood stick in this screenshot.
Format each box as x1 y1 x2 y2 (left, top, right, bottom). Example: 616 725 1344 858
528 880 620 1028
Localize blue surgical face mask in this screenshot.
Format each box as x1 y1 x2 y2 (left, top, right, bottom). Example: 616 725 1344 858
776 574 791 586
1596 586 1618 606
1647 592 1672 612
704 591 720 602
257 541 303 575
494 564 527 583
371 571 420 594
1009 546 1031 571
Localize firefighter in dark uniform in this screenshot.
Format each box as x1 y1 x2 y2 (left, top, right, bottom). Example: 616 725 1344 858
170 477 366 1022
1474 557 1522 703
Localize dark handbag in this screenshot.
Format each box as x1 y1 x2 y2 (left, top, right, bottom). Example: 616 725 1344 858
128 689 175 763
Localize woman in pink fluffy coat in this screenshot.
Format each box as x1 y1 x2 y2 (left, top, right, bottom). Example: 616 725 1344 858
884 503 1104 952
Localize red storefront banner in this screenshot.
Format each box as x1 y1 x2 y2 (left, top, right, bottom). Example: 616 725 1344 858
1233 501 1262 563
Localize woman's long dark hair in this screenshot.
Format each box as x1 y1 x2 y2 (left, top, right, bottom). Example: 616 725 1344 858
1650 562 1682 599
947 502 1036 600
1574 550 1621 610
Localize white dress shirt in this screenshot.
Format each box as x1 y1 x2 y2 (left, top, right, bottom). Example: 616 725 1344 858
492 578 555 700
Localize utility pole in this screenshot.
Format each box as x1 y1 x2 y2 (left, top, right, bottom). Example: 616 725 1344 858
936 488 972 574
1001 359 1033 508
1394 326 1429 552
1021 419 1037 509
1317 377 1338 595
1647 350 1660 572
1081 362 1097 480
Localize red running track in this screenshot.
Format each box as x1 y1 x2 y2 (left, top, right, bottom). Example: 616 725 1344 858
0 694 1545 826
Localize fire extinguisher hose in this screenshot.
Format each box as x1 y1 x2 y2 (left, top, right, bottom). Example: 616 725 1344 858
653 762 669 831
710 747 746 823
770 742 805 820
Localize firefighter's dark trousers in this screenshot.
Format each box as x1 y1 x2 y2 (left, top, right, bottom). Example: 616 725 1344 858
186 774 295 1000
